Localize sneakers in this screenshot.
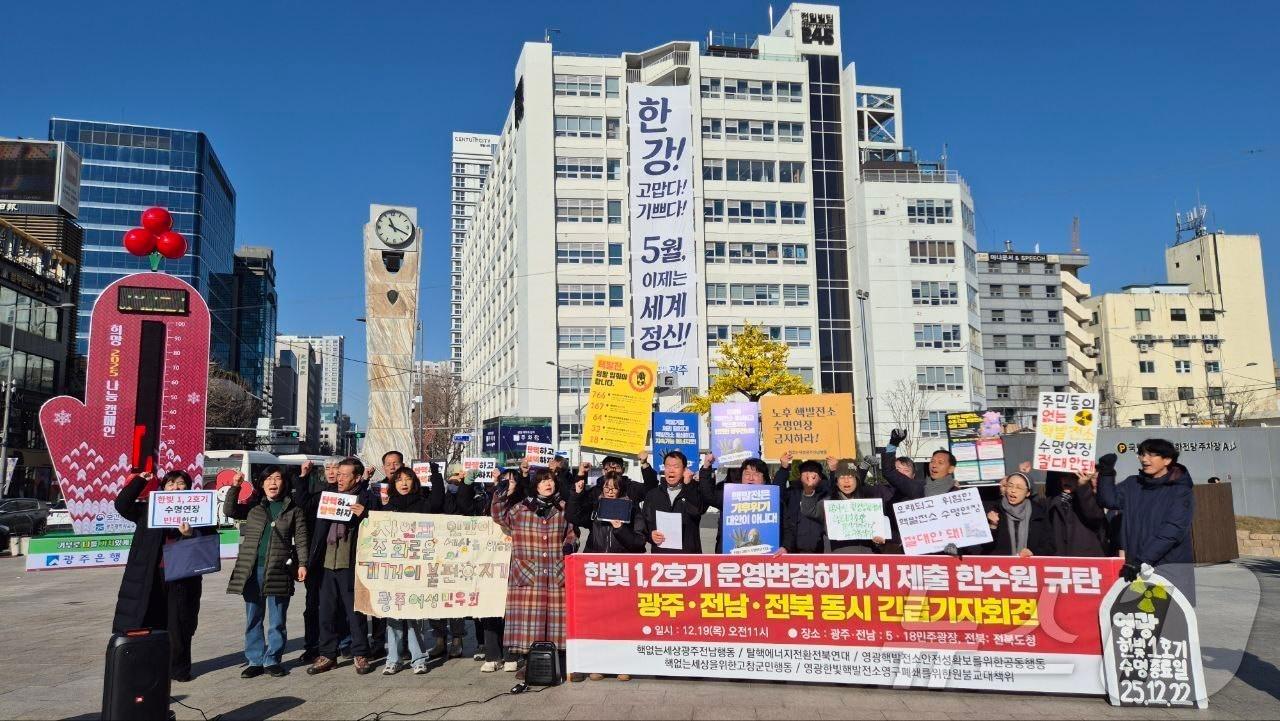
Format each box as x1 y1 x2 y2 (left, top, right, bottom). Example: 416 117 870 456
306 657 336 676
413 664 429 675
382 662 402 676
354 656 373 675
472 652 486 662
448 638 464 658
241 666 264 679
266 665 287 678
480 661 498 673
588 673 605 681
503 661 519 673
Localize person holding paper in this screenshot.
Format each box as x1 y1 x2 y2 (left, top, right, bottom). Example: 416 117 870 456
782 461 831 554
111 470 213 682
584 455 648 502
696 455 770 553
224 467 311 678
642 451 705 554
982 472 1055 558
573 472 647 554
295 459 342 666
827 462 894 554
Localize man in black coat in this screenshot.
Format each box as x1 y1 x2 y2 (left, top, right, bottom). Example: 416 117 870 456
642 450 704 553
1044 470 1108 556
295 458 337 665
782 461 830 553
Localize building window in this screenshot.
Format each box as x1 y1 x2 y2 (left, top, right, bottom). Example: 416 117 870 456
1177 387 1194 401
703 159 724 181
607 200 622 224
608 285 623 307
557 284 605 306
1051 360 1064 374
1172 336 1190 348
1175 360 1191 374
1206 361 1221 373
724 78 773 101
961 203 975 233
912 281 959 306
705 242 726 263
916 365 964 391
607 243 623 265
727 200 777 224
920 411 948 437
1044 285 1058 298
909 240 956 265
777 81 803 102
610 326 626 350
991 310 1005 323
605 118 621 139
558 369 592 393
1021 335 1036 349
994 360 1008 373
605 76 620 98
700 77 721 98
1018 285 1032 299
554 115 603 138
987 261 1002 273
914 323 962 349
1048 335 1062 348
782 284 810 307
996 386 1010 399
555 156 604 179
1023 360 1038 374
992 335 1007 349
702 117 723 140
558 326 607 349
553 74 603 96
729 284 780 306
782 244 808 264
704 199 725 222
1020 310 1034 323
724 119 775 142
706 283 727 306
779 161 805 183
556 241 605 264
1199 308 1216 321
1139 360 1155 373
782 326 812 347
1016 262 1031 274
988 284 1003 297
606 158 621 180
906 199 954 224
1135 308 1151 322
725 159 774 182
780 202 806 224
1144 414 1162 426
777 121 805 142
1047 310 1060 323
1170 308 1187 321
555 197 605 223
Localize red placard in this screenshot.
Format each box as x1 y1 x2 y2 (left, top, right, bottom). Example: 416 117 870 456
567 554 1123 694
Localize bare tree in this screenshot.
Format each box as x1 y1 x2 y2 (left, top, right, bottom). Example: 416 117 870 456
206 364 261 450
1220 380 1266 426
1099 372 1135 428
882 378 931 456
412 367 471 462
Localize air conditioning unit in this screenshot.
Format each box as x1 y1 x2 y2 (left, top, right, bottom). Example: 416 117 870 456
1173 334 1190 341
1137 343 1151 353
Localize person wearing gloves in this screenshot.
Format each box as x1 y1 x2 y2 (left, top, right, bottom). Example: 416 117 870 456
642 450 705 553
826 461 895 554
982 472 1055 558
378 466 444 674
781 460 830 553
1044 469 1109 556
696 455 774 553
881 428 959 499
427 464 476 661
573 471 647 554
1095 441 1196 604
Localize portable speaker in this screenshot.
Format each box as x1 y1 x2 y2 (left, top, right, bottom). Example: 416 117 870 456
525 641 562 686
102 629 171 721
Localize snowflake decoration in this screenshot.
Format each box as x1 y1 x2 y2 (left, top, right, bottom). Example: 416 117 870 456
187 392 202 405
53 410 72 426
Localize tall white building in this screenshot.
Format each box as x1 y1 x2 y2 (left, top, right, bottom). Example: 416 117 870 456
461 3 979 456
276 334 344 420
450 133 498 375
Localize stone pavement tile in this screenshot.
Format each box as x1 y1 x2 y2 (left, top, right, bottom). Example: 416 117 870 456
882 712 948 720
692 707 759 720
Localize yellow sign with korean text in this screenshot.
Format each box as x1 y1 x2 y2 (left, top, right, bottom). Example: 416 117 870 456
581 354 658 458
760 392 856 460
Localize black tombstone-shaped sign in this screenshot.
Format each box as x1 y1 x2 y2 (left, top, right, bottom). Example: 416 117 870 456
1098 571 1207 708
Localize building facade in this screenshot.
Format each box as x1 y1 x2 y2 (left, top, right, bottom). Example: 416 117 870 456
450 134 497 375
1087 232 1277 427
231 246 277 404
47 119 236 364
976 247 1090 428
276 334 343 423
277 337 322 452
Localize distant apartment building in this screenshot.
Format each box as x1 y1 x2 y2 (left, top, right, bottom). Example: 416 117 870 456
450 134 497 375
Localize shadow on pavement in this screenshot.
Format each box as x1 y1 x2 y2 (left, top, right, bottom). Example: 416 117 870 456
210 696 306 720
1204 645 1280 702
190 638 305 677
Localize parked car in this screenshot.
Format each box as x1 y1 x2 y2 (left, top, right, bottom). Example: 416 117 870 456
46 500 71 529
0 524 10 553
0 499 50 536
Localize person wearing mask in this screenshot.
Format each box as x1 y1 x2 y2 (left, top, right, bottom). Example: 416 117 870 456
643 451 705 554
574 471 647 554
497 468 578 682
825 462 894 554
984 472 1054 557
111 469 213 683
378 466 444 674
479 467 523 673
1044 470 1108 557
1095 442 1196 603
224 467 310 678
781 461 830 554
304 457 376 675
881 429 958 499
297 459 343 665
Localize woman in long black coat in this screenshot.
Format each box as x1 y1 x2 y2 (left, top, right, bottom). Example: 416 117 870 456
1044 470 1109 556
112 470 214 682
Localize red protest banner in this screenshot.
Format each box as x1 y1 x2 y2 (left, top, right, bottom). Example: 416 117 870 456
566 554 1123 694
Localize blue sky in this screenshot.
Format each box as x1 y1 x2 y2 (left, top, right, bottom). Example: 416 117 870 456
5 1 1277 426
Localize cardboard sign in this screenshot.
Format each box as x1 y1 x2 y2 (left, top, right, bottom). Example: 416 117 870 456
317 491 358 522
147 490 216 528
720 483 780 554
462 457 498 480
1033 392 1099 473
581 354 658 457
652 412 699 465
1100 572 1207 708
524 442 557 468
709 402 760 468
411 462 434 481
893 487 992 555
823 498 888 541
760 393 856 461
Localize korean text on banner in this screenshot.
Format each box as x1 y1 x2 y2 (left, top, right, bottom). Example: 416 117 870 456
147 491 216 528
652 412 699 463
1033 392 1099 473
823 498 886 541
317 491 358 522
581 355 658 457
354 511 512 619
462 458 498 476
566 555 1123 694
894 487 992 555
709 402 760 468
524 442 557 468
720 483 780 554
628 84 698 387
759 393 855 461
946 410 1006 487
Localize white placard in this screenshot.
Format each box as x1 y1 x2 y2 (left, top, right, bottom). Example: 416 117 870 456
317 491 359 522
893 487 992 555
147 490 216 528
655 510 683 550
823 498 886 541
1032 391 1099 473
628 84 698 387
524 443 556 468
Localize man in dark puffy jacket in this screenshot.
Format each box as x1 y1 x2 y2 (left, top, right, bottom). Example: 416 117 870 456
1044 470 1109 556
1096 440 1196 604
782 461 829 553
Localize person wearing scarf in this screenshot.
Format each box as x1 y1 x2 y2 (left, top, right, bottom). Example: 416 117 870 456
377 467 444 674
825 461 896 554
984 472 1055 557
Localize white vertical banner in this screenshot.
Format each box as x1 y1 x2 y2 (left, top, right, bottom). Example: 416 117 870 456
628 84 698 388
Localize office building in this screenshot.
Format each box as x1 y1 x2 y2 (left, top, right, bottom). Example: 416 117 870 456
450 133 497 375
231 246 277 405
276 334 343 422
47 119 236 363
271 346 299 428
277 337 323 451
463 4 869 451
1086 230 1277 426
976 245 1091 427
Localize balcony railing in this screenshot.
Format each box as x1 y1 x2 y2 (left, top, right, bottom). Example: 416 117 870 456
862 169 963 185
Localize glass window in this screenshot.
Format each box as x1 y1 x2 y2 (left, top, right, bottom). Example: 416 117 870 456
1139 360 1155 373
916 366 964 391
701 117 723 140
1175 360 1191 374
909 240 956 265
606 158 621 180
608 285 623 307
605 118 621 139
906 199 954 224
557 326 607 349
604 76 620 98
609 326 626 350
911 281 959 306
920 411 948 437
553 74 603 97
703 159 724 181
607 200 622 224
1170 308 1187 321
1135 308 1151 322
779 161 805 183
703 199 724 222
607 243 623 265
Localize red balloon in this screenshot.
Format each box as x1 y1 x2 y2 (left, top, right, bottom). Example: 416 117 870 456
123 227 157 256
156 230 187 260
140 207 173 233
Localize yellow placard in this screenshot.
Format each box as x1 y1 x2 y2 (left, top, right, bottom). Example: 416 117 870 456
580 354 658 458
759 392 856 461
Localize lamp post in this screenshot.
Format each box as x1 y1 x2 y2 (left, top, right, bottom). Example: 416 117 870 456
0 299 75 496
546 360 589 445
854 289 877 452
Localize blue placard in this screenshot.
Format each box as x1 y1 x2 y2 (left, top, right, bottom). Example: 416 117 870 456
452 433 472 444
652 412 700 465
720 483 780 554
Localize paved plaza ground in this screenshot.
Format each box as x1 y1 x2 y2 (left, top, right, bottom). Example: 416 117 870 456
0 537 1276 720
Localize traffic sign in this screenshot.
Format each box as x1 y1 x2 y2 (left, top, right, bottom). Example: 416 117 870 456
452 433 473 444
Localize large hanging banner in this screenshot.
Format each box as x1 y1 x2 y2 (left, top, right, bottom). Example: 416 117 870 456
567 555 1124 694
628 83 698 388
581 354 658 458
353 511 512 619
1033 392 1099 473
40 273 210 535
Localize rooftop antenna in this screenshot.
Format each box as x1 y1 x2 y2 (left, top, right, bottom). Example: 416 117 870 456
1071 216 1081 253
1174 202 1208 244
768 4 774 29
543 28 561 43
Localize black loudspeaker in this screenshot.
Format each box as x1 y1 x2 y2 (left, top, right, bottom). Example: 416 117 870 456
102 629 171 721
525 641 562 686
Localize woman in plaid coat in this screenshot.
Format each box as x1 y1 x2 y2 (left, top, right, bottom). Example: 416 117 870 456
495 467 577 681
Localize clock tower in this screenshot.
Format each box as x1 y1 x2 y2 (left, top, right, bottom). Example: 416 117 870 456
362 203 421 471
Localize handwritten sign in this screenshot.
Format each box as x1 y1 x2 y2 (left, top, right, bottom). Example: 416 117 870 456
147 490 216 528
354 511 513 619
581 354 658 457
1100 572 1207 708
893 487 992 555
462 457 498 478
710 402 760 468
760 393 855 460
524 442 557 468
1033 392 1099 473
823 498 888 541
317 491 358 522
721 483 780 554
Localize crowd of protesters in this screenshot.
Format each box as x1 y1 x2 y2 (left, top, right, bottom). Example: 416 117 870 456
111 433 1194 683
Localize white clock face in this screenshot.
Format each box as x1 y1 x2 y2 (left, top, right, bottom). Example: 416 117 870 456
375 209 414 248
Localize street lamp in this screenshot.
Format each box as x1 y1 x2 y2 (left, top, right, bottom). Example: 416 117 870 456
546 360 589 444
854 289 877 452
0 299 75 496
